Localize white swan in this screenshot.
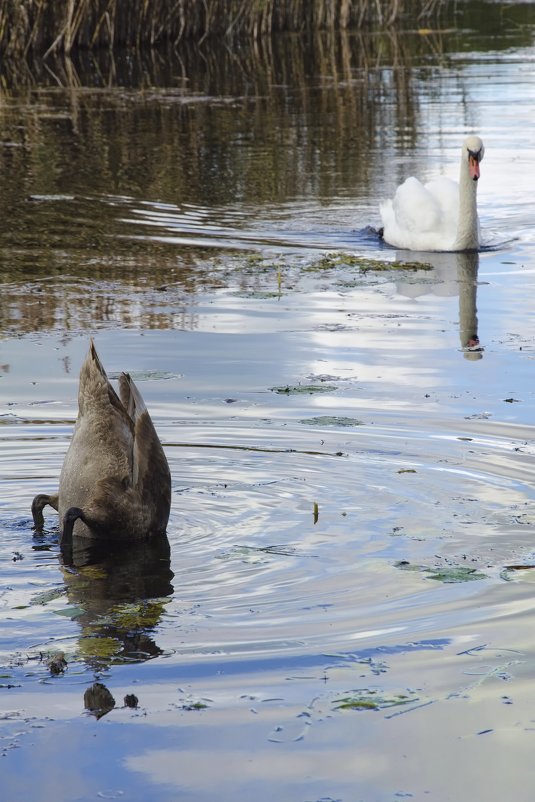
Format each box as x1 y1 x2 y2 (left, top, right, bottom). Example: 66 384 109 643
380 135 485 252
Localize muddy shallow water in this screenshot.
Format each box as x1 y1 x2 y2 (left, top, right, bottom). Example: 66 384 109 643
2 8 535 801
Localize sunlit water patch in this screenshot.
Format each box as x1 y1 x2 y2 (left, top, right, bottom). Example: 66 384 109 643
3 349 535 680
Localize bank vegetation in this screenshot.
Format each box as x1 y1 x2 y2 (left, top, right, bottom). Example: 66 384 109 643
1 0 445 56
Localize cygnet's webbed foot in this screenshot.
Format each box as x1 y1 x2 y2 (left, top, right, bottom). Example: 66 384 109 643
31 493 59 530
62 506 85 542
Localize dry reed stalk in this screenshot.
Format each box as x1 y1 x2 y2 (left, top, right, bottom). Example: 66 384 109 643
1 0 446 56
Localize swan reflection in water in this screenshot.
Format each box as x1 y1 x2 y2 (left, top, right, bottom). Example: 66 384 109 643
58 532 174 667
395 251 483 360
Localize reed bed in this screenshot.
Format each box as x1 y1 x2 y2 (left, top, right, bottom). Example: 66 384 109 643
1 0 445 56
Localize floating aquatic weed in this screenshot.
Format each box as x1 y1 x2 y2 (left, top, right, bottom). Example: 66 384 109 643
333 688 417 711
395 561 487 583
427 565 487 583
29 586 66 606
304 252 432 272
181 701 209 711
270 383 337 395
300 415 364 426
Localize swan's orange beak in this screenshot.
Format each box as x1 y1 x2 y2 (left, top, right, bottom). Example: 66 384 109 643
469 154 480 181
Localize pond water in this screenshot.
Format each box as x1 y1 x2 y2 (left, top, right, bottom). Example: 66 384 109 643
2 4 535 800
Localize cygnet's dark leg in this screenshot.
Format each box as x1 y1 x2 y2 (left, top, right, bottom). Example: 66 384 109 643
59 507 84 565
62 507 85 542
31 493 59 530
60 507 87 566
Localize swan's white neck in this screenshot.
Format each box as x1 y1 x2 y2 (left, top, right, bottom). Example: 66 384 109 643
453 156 480 251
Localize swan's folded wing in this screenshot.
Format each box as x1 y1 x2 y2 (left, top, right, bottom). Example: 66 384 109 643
392 177 442 233
424 177 459 233
120 375 171 521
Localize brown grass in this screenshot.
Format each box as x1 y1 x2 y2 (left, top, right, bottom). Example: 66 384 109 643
0 0 445 56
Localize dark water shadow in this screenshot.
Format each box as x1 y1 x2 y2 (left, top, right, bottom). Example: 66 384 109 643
59 533 174 666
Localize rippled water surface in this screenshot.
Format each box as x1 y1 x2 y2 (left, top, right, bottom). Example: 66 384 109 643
2 7 535 801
